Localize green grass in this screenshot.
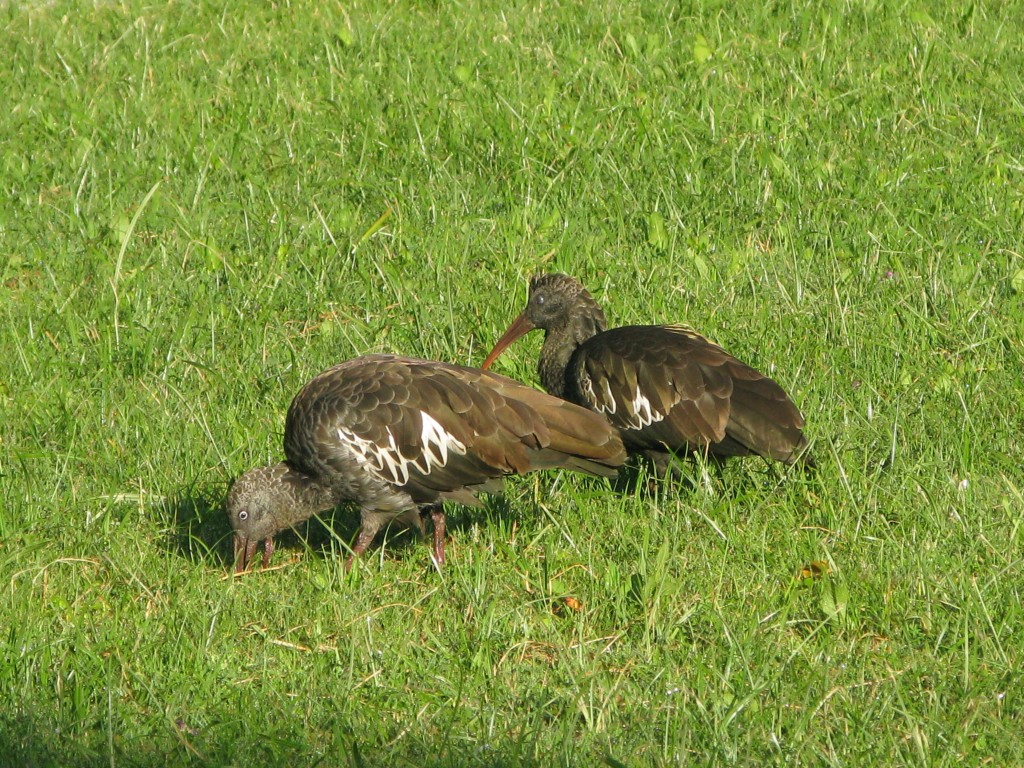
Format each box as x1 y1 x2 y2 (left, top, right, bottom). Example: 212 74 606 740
2 0 1023 764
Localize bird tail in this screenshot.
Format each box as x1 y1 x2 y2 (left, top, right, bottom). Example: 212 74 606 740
720 369 813 466
519 395 627 477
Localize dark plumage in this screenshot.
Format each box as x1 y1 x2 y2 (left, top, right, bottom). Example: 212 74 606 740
226 354 627 572
482 274 813 475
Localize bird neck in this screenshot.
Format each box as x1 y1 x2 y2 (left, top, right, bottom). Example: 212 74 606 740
276 463 340 527
538 300 606 398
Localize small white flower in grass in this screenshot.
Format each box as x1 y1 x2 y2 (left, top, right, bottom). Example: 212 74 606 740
958 477 969 491
666 686 680 696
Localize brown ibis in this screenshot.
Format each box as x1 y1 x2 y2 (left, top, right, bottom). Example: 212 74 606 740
482 274 813 476
227 354 627 572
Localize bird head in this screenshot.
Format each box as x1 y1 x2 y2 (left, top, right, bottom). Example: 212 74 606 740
226 463 328 572
482 273 606 369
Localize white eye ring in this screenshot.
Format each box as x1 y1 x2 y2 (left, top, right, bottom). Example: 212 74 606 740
238 510 248 521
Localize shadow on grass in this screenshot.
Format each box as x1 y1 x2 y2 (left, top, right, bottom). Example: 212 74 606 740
0 711 185 768
156 485 360 571
0 709 356 768
156 486 234 569
0 712 71 768
157 464 787 574
156 485 528 572
0 709 584 768
611 451 814 501
610 454 712 498
329 493 525 568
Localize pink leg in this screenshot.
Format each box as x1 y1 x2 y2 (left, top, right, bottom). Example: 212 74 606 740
261 537 275 568
234 536 260 573
345 524 379 572
428 505 446 567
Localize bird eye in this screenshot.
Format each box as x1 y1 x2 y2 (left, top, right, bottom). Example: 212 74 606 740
238 510 248 521
535 294 545 305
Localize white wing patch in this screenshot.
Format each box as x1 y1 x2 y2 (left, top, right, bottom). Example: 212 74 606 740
580 370 618 416
418 411 467 471
627 386 665 429
600 377 618 415
578 374 597 407
584 371 664 430
337 410 467 486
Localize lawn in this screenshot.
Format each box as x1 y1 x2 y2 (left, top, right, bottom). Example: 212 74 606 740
2 0 1022 764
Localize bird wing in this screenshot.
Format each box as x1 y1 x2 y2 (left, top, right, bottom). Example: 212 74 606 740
571 326 806 460
285 355 625 506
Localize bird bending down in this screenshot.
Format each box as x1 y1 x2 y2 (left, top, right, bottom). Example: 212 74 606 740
226 354 627 572
482 274 813 476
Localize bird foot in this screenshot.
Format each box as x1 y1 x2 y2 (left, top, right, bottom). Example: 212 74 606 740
234 536 275 573
428 506 446 568
344 525 379 572
261 537 275 568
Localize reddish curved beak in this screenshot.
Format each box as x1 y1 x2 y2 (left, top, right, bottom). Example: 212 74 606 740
234 535 255 573
482 312 536 370
233 535 274 573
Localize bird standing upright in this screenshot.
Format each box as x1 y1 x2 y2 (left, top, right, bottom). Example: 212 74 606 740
482 274 813 475
226 354 627 572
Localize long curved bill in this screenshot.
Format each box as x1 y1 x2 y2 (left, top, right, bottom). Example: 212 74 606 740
482 312 536 370
234 535 274 573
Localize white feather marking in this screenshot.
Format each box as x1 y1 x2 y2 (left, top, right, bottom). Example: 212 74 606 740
337 425 408 484
629 386 665 429
414 410 467 475
377 428 408 484
579 374 597 407
600 378 617 415
336 411 466 487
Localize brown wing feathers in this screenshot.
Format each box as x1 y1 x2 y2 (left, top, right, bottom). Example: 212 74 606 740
329 358 626 503
465 367 625 475
706 364 808 462
500 390 625 475
570 325 807 462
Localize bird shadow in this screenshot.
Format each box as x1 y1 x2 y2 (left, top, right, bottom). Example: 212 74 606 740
611 455 710 498
157 484 465 571
161 472 683 573
610 451 806 502
157 486 234 569
448 493 520 536
155 485 360 570
323 495 523 566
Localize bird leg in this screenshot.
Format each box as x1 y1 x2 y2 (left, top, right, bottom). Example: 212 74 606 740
421 504 447 567
643 450 673 481
345 507 448 571
261 537 275 568
345 524 380 572
234 536 264 573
